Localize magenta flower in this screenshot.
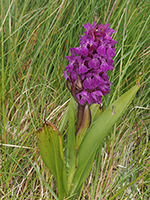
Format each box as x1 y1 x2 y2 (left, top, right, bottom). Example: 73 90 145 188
64 22 117 105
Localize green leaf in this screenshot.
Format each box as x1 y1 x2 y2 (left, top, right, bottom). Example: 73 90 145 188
90 103 103 123
59 107 69 135
36 122 66 200
70 84 140 194
66 96 76 194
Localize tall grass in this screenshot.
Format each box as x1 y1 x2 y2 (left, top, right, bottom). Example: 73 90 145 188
0 0 150 199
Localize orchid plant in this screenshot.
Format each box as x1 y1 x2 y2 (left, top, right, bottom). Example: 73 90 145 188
36 22 140 200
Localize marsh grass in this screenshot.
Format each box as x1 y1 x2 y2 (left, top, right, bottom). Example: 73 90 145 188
0 0 150 199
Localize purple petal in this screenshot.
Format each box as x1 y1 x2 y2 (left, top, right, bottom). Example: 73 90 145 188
83 23 92 31
81 46 89 57
70 48 76 56
65 55 74 62
109 39 117 46
106 28 116 36
88 58 100 69
63 70 70 80
65 63 74 73
84 36 94 47
101 72 109 81
93 75 104 85
97 45 106 56
91 91 103 104
99 85 110 93
100 61 110 71
79 64 88 74
107 47 115 57
103 23 110 30
93 54 100 59
92 68 103 75
92 21 97 28
83 77 92 89
72 47 81 55
107 58 114 66
92 90 103 97
70 71 77 80
104 35 114 41
76 90 90 105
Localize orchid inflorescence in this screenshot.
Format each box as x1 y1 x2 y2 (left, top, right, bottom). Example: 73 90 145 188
64 22 117 105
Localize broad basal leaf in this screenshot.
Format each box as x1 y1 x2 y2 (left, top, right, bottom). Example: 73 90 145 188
36 122 66 199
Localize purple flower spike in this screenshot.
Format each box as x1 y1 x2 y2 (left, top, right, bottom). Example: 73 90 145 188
64 22 117 105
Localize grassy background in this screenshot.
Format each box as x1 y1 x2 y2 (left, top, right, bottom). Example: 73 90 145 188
0 0 150 199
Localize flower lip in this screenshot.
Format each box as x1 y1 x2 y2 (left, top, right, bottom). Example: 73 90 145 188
64 22 117 105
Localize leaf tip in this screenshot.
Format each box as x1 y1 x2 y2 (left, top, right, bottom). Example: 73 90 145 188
36 127 42 134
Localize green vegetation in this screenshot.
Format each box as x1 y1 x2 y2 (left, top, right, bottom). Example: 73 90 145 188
0 0 150 199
